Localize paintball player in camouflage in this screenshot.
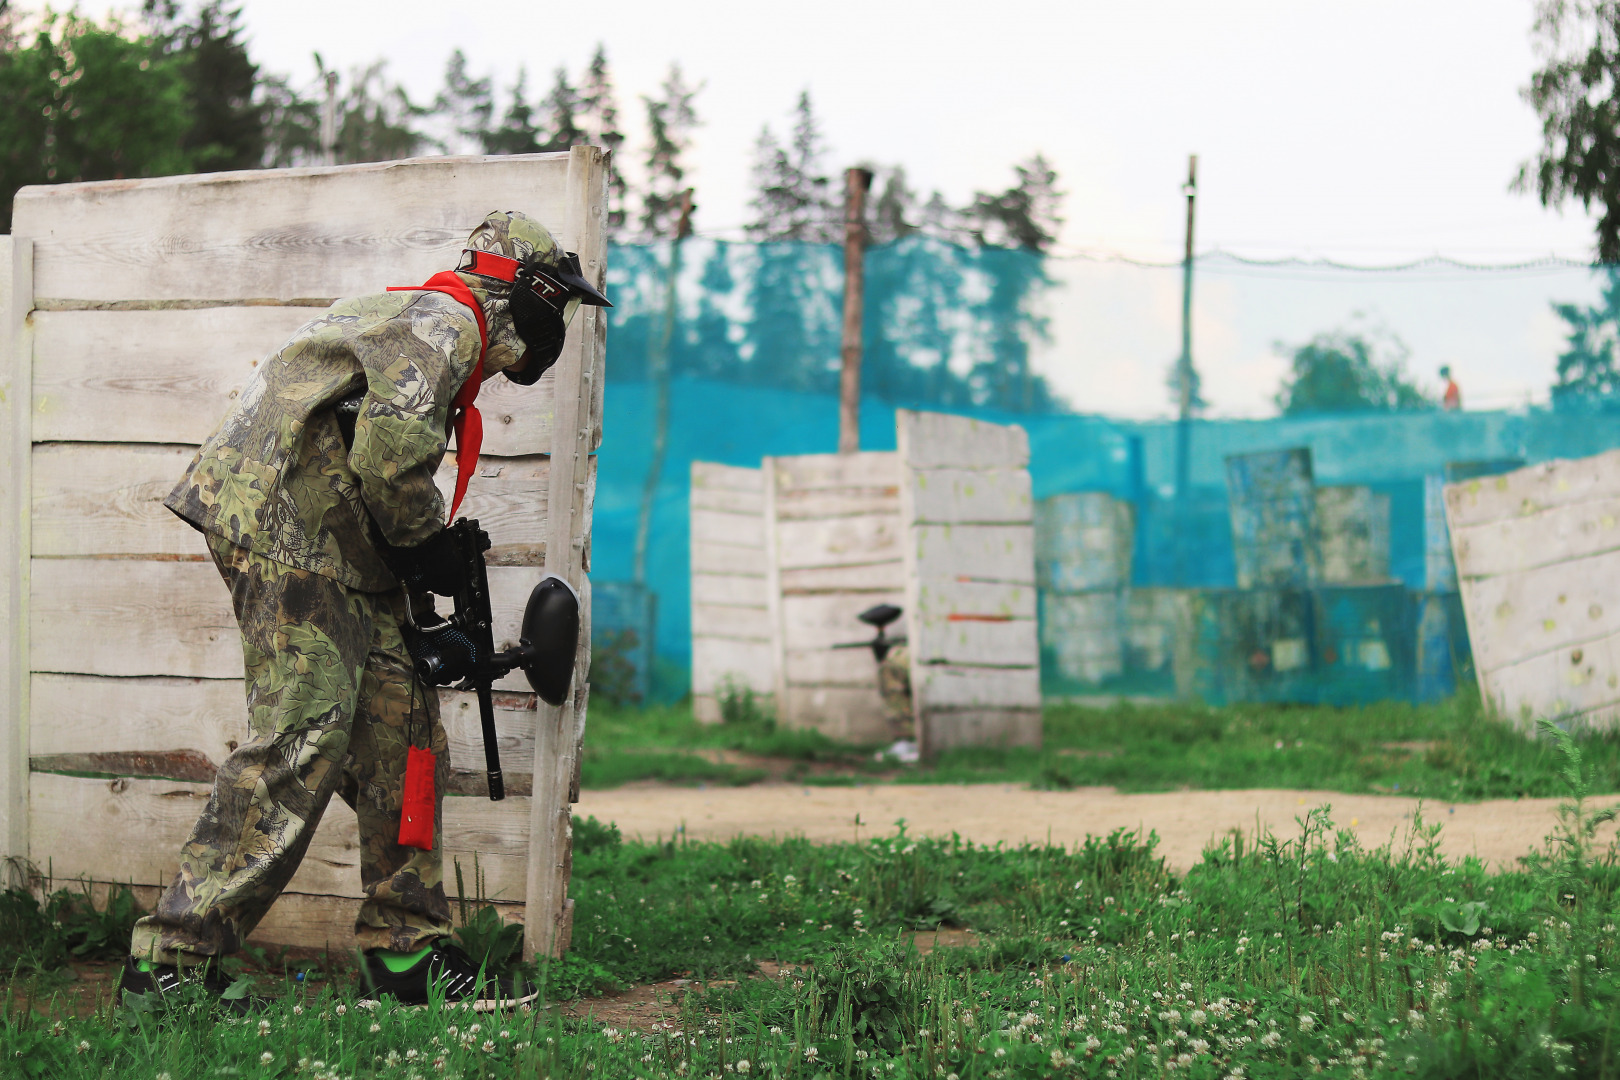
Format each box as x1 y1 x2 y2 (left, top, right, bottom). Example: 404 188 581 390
118 211 609 1010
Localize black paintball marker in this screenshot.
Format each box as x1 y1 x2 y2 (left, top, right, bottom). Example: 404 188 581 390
832 603 907 663
402 518 581 801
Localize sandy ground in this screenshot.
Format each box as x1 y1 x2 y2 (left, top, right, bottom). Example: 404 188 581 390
575 783 1601 872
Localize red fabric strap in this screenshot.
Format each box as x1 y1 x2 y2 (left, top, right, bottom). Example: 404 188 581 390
386 271 489 522
461 249 520 281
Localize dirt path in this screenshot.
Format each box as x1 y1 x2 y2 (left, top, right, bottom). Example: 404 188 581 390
575 783 1598 872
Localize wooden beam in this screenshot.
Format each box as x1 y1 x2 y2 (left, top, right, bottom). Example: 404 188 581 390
837 168 872 455
526 144 606 960
0 237 33 883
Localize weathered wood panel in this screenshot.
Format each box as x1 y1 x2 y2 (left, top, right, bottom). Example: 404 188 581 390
770 452 900 491
897 410 1040 756
779 592 908 652
1452 493 1620 579
29 772 531 901
909 525 1036 585
1 236 33 875
13 154 575 303
896 413 1029 470
781 647 885 686
1459 551 1620 673
1446 451 1620 726
775 487 901 521
30 674 537 786
778 562 904 595
907 467 1032 525
1446 449 1620 530
690 462 773 724
774 515 902 570
779 686 892 744
31 307 562 456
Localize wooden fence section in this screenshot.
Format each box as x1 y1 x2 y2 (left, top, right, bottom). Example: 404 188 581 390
1 149 607 958
1446 448 1620 729
896 411 1040 756
765 451 903 743
689 463 773 724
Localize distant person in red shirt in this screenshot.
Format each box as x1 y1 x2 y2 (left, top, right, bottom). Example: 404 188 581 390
1440 365 1461 411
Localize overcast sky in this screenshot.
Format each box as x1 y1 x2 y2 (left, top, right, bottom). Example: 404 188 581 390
70 0 1614 414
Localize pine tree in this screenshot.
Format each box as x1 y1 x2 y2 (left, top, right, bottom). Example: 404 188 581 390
483 67 543 155
143 0 264 171
434 48 492 154
868 165 918 245
640 63 700 239
538 67 584 152
323 58 431 164
965 153 1063 251
579 44 629 232
745 91 833 241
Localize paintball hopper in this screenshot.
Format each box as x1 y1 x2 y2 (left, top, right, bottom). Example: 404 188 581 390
493 574 581 706
833 603 907 664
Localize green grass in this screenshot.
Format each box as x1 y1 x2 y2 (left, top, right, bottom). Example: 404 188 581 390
581 691 1620 802
7 721 1620 1077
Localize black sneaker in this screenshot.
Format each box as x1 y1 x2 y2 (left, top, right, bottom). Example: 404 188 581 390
359 942 538 1011
118 955 258 1014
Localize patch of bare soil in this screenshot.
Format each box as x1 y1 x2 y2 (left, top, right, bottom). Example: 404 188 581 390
577 783 1580 872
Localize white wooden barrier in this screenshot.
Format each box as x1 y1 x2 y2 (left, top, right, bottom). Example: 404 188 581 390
764 451 904 743
689 462 774 723
1447 449 1620 729
897 411 1041 754
0 149 608 959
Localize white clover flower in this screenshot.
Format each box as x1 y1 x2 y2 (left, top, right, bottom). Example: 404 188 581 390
260 1052 275 1065
1299 1014 1315 1032
804 1046 819 1061
994 1048 1006 1058
1260 1031 1282 1048
334 1004 347 1016
76 1041 90 1054
258 1019 272 1036
292 1004 304 1015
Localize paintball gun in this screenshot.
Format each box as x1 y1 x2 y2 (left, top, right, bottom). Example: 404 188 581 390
402 518 581 801
832 603 907 663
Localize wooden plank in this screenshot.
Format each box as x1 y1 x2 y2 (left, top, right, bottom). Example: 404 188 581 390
780 686 892 744
692 543 768 577
1445 450 1620 530
692 508 766 548
913 665 1042 709
31 673 243 761
31 559 547 686
32 308 560 455
906 468 1033 525
1480 629 1620 728
29 772 532 902
32 443 552 560
775 514 902 570
923 709 1042 752
769 451 899 492
909 524 1036 585
691 461 763 494
691 572 768 607
1451 493 1620 580
691 486 765 516
910 615 1038 667
527 145 606 960
779 592 907 652
913 580 1037 621
896 409 1029 469
1 236 33 876
778 561 904 595
692 602 774 641
31 443 204 557
691 638 776 695
13 154 576 303
774 487 901 521
441 690 538 788
1459 550 1620 673
782 647 882 687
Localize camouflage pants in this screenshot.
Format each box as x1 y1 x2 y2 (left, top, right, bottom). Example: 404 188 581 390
129 535 453 963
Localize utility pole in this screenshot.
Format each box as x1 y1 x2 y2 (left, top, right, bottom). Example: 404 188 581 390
633 188 694 587
320 71 340 167
1173 154 1198 584
837 167 873 454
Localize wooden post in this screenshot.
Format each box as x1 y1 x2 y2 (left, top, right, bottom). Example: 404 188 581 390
0 237 33 886
837 168 873 455
1173 154 1197 584
526 144 609 959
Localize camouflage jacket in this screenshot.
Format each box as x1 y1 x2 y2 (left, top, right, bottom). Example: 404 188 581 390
166 277 525 592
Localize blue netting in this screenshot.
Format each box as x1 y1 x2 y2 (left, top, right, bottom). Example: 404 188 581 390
592 240 1620 699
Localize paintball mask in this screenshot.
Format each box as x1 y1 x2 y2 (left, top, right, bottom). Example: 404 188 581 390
458 247 612 385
